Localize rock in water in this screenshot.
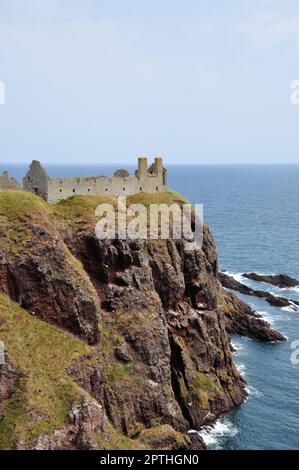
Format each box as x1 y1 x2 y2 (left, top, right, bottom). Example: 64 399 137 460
220 272 299 312
220 290 286 342
243 272 299 288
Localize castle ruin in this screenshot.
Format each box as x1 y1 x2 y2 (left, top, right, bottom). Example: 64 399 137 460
0 171 21 190
23 157 167 203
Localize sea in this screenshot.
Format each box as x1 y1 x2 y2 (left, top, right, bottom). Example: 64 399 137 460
1 163 299 450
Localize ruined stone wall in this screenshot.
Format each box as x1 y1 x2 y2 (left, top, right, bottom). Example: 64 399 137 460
47 175 137 203
23 160 48 200
47 173 165 203
0 171 21 191
24 157 167 203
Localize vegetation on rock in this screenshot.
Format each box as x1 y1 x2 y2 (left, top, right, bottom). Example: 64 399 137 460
0 190 284 450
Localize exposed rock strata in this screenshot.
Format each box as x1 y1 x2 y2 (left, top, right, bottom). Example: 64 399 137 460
0 191 286 449
0 209 101 344
243 272 299 289
15 398 106 450
65 232 247 434
219 272 299 312
220 290 286 342
0 359 21 424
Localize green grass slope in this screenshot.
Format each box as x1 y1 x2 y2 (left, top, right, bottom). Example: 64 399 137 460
0 293 91 449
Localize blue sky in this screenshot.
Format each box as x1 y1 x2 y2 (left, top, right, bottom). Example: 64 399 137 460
0 0 299 164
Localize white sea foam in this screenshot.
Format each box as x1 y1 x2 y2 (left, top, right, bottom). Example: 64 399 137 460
231 340 243 352
236 272 299 296
231 341 247 357
256 310 275 325
236 363 246 377
279 286 299 294
245 385 263 398
282 305 298 313
223 271 244 283
189 417 238 449
288 301 299 311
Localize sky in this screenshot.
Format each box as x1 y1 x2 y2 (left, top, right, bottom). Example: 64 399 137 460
0 0 299 165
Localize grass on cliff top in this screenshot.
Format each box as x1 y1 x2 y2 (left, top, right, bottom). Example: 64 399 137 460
55 190 189 216
54 190 189 209
0 189 189 219
53 194 119 230
0 293 91 449
127 190 189 206
0 191 53 258
0 190 50 218
0 188 193 241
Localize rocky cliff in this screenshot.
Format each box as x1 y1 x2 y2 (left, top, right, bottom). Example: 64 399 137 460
0 190 284 450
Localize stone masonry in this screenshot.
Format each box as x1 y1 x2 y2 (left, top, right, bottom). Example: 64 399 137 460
23 158 167 203
0 171 21 190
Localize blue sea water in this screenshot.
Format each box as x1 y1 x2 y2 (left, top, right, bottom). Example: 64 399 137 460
1 163 299 450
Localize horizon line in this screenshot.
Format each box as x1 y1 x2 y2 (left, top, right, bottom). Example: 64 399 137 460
1 162 299 166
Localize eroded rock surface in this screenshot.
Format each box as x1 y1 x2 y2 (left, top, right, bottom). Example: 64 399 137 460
220 272 299 312
243 272 299 288
0 209 100 344
0 191 286 449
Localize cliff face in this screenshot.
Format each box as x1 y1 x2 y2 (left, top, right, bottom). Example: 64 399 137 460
0 194 100 344
0 191 284 450
67 232 246 436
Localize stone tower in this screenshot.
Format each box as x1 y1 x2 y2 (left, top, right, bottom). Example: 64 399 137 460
23 160 49 200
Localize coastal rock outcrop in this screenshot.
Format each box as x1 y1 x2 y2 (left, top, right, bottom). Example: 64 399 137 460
0 190 286 450
66 233 246 436
0 193 101 344
220 290 286 342
0 359 21 425
242 272 299 289
219 272 299 312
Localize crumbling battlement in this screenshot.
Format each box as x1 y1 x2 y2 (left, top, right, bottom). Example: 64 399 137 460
0 171 21 191
23 158 167 203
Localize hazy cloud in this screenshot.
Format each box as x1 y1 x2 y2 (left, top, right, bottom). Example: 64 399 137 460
238 15 299 48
